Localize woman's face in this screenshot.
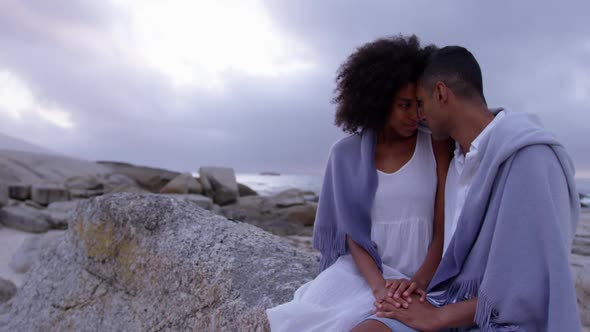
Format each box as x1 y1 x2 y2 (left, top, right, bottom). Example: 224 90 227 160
387 83 420 138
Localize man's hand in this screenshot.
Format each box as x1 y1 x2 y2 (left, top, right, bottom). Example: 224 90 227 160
385 278 427 303
374 294 443 332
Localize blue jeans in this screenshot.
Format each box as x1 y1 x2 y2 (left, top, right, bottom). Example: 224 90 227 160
365 315 480 332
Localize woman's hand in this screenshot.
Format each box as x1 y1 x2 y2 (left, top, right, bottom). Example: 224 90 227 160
385 278 427 303
373 279 410 310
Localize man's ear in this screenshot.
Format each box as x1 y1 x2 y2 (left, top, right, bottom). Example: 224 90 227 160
435 81 448 105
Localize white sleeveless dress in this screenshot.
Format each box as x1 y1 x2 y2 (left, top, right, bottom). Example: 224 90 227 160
267 129 437 332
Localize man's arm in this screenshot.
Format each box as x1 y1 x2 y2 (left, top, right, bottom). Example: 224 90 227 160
375 295 477 331
435 298 478 329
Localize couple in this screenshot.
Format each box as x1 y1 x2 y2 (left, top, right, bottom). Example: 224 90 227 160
267 35 581 331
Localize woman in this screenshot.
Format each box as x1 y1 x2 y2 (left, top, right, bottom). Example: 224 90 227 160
267 35 451 332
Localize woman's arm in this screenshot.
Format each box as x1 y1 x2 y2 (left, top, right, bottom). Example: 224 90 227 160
410 138 453 289
347 235 387 297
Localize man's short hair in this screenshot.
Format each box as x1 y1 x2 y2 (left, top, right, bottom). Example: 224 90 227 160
421 46 486 104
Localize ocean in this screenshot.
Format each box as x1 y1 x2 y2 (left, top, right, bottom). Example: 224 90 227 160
236 173 323 196
235 173 590 201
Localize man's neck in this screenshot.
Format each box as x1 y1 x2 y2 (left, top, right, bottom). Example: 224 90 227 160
449 103 494 154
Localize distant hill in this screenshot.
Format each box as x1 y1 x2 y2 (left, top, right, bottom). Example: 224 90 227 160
0 132 54 154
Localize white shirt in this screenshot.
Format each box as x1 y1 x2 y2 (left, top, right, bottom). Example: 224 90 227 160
443 110 506 255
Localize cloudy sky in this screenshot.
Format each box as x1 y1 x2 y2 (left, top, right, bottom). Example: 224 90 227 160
0 0 588 176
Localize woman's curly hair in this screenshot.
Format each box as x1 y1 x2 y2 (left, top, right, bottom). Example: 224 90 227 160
333 35 436 134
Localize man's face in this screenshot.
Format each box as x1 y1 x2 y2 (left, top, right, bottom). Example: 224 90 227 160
416 83 449 140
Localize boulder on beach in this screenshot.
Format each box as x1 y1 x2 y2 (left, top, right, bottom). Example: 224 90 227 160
277 203 318 227
159 173 203 195
220 190 318 236
0 193 317 331
0 184 8 208
577 263 590 326
238 183 258 197
97 161 180 192
8 184 30 201
30 185 69 206
0 203 52 233
199 167 239 206
271 188 307 208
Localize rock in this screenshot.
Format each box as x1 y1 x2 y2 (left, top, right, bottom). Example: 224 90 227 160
278 203 318 226
69 188 104 199
0 149 112 185
0 204 52 233
574 237 590 256
107 184 150 194
220 196 314 236
166 194 214 210
238 183 258 197
577 264 590 326
30 185 69 206
97 161 180 192
283 235 316 255
43 200 84 229
302 191 319 203
0 278 17 303
65 175 103 190
160 173 202 195
212 204 222 215
220 196 275 221
0 184 8 207
24 200 44 209
271 189 306 208
0 193 317 331
99 173 138 192
199 167 239 206
8 184 30 201
9 232 63 274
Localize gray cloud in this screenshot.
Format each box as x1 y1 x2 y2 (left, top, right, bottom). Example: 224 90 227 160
0 0 588 175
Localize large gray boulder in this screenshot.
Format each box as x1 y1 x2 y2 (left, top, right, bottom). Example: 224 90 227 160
0 193 317 331
199 167 239 206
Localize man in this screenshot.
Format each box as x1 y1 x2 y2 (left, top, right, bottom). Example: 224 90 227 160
363 46 581 331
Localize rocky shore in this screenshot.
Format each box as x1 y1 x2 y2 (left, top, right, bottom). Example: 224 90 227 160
1 147 589 330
